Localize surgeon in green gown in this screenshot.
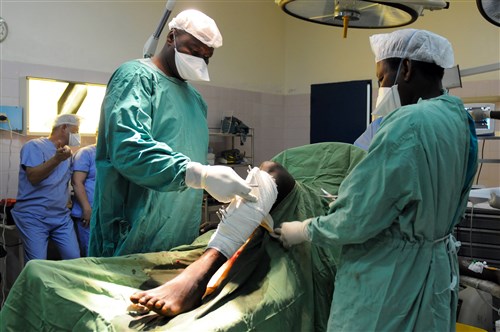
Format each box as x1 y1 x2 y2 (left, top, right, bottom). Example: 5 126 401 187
276 29 478 331
89 9 256 257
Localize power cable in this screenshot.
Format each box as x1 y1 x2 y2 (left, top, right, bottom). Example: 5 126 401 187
1 120 17 307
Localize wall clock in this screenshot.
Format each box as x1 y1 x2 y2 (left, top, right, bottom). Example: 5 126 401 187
0 17 8 42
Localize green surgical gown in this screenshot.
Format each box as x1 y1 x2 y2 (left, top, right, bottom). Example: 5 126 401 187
307 93 478 331
89 59 209 257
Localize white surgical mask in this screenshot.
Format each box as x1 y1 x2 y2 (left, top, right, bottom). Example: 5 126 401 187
372 31 420 120
68 132 81 147
372 85 402 119
372 56 405 119
173 34 210 82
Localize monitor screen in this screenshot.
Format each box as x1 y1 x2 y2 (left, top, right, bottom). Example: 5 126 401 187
465 103 495 136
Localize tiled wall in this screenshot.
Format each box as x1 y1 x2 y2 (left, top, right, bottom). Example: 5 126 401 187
475 136 500 187
0 131 26 198
0 61 310 199
1 61 499 200
195 84 290 166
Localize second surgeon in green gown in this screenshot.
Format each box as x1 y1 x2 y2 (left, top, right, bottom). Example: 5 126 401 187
276 29 479 331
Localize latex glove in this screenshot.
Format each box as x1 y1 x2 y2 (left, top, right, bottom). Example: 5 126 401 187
185 162 257 203
273 219 311 248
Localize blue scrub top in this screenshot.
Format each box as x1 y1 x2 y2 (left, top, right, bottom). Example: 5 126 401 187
71 145 96 219
13 137 71 218
353 117 383 151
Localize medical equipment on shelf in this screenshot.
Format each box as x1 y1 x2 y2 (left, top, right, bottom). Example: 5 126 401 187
143 0 176 58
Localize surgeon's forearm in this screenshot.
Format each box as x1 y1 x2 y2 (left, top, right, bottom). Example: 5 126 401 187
72 181 91 217
72 172 90 207
26 157 63 185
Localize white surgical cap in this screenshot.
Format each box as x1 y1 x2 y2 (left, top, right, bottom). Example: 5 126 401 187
53 114 80 128
168 9 223 48
369 29 454 69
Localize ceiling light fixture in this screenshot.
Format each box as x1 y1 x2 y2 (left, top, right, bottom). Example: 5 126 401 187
276 0 449 38
476 0 500 27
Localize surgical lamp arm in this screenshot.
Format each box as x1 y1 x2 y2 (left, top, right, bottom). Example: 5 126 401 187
488 111 500 120
469 109 500 121
460 63 500 77
143 0 176 58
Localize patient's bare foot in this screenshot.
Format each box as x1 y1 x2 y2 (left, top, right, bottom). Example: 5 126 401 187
130 272 205 316
130 249 226 317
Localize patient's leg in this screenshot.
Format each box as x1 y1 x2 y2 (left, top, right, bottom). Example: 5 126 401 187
130 161 295 317
130 248 225 316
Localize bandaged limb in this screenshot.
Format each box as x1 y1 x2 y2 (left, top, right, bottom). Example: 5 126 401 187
207 167 278 259
131 162 294 317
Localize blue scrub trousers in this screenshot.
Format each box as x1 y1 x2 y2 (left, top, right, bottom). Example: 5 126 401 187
12 211 80 262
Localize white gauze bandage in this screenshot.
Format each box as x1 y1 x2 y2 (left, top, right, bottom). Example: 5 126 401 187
207 167 278 259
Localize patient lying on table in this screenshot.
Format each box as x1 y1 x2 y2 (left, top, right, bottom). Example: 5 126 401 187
130 161 294 316
0 142 365 331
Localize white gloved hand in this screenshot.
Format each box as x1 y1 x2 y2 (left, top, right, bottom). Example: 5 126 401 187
273 219 312 248
185 162 257 203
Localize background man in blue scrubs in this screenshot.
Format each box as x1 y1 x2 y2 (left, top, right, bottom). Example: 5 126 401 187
12 113 82 262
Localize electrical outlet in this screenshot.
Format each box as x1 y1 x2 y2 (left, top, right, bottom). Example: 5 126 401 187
0 112 8 122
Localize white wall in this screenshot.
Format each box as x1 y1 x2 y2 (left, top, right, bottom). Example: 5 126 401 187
0 60 289 199
1 0 499 199
282 1 500 94
0 1 286 94
3 1 497 95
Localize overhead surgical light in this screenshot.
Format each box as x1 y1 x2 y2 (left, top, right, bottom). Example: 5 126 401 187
476 0 500 27
275 0 449 38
